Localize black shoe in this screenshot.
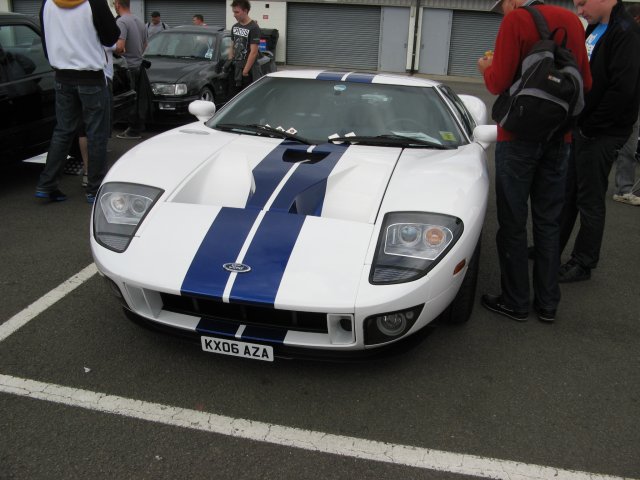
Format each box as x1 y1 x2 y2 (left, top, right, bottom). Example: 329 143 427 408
559 260 591 283
534 303 556 322
35 189 67 202
481 294 528 322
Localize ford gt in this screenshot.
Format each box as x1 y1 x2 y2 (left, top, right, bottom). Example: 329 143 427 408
91 70 495 361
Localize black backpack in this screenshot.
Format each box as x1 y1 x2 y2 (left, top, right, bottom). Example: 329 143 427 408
491 6 585 141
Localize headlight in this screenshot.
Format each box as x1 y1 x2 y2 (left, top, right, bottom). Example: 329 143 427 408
93 183 164 253
151 83 188 96
370 212 463 284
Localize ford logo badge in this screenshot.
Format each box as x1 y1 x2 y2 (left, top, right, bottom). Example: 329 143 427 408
223 263 251 273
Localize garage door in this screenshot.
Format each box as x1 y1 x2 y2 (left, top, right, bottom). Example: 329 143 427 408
143 1 226 29
286 3 381 70
10 0 41 18
448 11 501 77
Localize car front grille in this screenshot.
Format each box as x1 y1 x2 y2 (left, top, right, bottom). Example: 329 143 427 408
160 293 329 333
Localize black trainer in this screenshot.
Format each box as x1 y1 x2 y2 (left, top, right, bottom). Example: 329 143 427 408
481 294 528 322
534 303 556 322
559 259 591 283
35 189 67 202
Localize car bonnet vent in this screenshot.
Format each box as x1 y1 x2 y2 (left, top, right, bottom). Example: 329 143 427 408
282 148 329 164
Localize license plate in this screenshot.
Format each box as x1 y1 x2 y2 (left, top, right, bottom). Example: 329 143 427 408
201 336 274 362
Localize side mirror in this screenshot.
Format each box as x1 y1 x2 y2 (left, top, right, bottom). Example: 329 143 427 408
473 124 497 150
459 94 488 126
189 100 216 122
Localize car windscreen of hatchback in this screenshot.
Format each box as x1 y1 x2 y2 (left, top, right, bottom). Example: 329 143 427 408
208 77 467 148
145 31 219 60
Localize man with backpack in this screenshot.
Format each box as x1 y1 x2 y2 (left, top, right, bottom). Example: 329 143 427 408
558 0 640 281
146 11 168 39
477 0 591 322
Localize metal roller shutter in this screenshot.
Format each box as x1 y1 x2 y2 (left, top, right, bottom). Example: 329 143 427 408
11 0 41 18
143 1 226 29
448 11 501 77
286 3 381 70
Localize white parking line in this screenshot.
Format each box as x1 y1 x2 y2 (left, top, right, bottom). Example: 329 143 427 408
0 267 635 480
0 263 98 343
0 374 633 480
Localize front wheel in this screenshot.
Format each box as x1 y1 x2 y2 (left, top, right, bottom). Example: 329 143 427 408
438 238 481 325
199 86 214 102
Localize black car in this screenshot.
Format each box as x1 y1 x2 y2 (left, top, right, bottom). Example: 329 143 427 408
0 12 135 164
143 25 276 123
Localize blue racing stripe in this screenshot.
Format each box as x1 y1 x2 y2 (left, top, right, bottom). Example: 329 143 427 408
241 325 287 344
269 143 348 214
230 211 306 306
316 71 349 81
246 141 296 209
181 207 260 299
196 317 239 337
345 72 376 83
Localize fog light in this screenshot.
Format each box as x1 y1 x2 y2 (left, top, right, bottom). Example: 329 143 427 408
364 304 424 345
376 313 406 336
159 103 176 110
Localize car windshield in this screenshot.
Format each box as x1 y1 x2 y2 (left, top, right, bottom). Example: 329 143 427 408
208 77 467 147
145 32 216 60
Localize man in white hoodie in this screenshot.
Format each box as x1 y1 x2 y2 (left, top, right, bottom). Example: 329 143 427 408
36 0 119 203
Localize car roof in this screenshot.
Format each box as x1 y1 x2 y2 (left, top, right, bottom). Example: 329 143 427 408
159 25 227 35
0 11 40 27
266 70 442 88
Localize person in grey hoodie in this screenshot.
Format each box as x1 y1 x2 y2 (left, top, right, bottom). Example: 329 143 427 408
36 0 119 203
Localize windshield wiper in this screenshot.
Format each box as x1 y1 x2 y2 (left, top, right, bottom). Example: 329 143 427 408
328 134 454 149
215 123 312 145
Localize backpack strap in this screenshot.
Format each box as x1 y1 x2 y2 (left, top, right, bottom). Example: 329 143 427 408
522 5 551 39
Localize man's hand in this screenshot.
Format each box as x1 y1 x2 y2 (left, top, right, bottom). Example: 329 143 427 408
477 51 493 74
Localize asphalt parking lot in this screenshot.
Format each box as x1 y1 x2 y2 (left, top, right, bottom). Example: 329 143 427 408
1 78 639 480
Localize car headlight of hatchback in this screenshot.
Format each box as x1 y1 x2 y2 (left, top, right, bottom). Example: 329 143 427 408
151 83 188 96
93 183 164 253
370 212 463 284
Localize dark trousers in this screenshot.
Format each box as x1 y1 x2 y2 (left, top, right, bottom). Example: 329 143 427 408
127 68 143 134
37 80 109 195
495 140 569 311
558 132 626 269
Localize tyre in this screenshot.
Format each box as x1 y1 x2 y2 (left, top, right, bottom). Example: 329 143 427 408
199 86 214 102
438 238 481 325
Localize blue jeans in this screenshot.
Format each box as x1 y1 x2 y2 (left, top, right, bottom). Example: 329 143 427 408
495 140 569 311
614 116 639 195
37 81 109 195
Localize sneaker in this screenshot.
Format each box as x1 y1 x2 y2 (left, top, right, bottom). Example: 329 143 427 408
82 174 88 188
35 189 67 202
481 294 528 322
86 193 96 204
558 259 591 283
534 303 556 323
116 128 142 139
612 192 640 206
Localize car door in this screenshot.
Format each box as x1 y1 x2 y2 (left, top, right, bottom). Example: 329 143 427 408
0 18 55 163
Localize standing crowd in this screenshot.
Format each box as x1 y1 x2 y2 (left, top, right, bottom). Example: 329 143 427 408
33 0 637 322
34 0 261 204
478 0 640 322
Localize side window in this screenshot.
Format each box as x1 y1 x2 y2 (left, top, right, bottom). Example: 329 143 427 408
437 85 476 138
220 36 232 60
0 24 51 82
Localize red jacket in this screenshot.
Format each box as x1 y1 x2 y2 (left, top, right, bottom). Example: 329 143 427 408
483 5 592 142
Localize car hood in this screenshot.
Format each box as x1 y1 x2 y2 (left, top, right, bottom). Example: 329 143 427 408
97 124 473 310
145 57 214 84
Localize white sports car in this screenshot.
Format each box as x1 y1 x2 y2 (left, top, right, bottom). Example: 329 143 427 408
91 70 495 361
